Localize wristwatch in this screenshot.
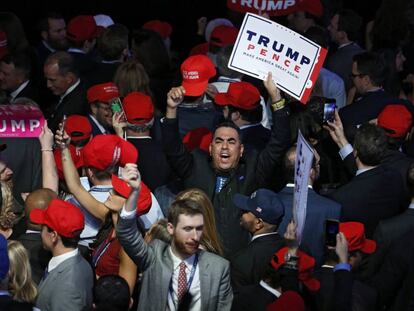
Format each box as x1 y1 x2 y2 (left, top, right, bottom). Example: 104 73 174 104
271 98 285 111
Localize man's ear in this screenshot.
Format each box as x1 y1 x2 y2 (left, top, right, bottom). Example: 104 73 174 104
167 222 174 236
41 30 49 41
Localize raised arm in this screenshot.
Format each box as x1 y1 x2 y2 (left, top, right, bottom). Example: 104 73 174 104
39 123 58 193
55 128 109 221
161 86 194 179
116 164 156 271
256 73 291 190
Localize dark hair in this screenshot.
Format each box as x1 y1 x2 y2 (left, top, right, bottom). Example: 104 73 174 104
1 52 32 80
47 226 81 248
214 120 241 140
130 28 171 77
283 145 318 183
353 123 387 166
216 45 242 79
227 104 263 124
89 167 113 181
337 9 363 42
93 275 130 311
167 199 204 227
305 25 329 49
353 52 387 87
97 24 129 61
45 51 79 77
37 12 64 33
0 12 30 53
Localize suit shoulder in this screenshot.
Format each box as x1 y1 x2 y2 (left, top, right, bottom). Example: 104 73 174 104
201 250 230 267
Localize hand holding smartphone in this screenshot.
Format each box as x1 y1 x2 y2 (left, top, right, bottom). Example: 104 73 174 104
323 102 337 124
325 219 339 247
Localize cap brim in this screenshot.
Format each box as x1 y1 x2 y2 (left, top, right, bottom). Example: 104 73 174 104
182 80 208 97
29 208 46 225
112 174 130 199
303 278 320 292
233 194 254 213
119 140 138 166
361 238 376 254
214 93 233 106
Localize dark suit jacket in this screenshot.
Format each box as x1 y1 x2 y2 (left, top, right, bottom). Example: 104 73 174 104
326 42 364 91
230 233 285 291
47 81 89 132
240 124 270 153
0 295 33 311
328 166 406 237
231 283 278 311
339 95 412 141
278 187 341 266
12 80 40 103
84 61 121 89
17 231 52 285
362 208 414 279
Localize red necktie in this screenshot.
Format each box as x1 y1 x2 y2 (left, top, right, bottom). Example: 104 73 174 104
177 261 187 302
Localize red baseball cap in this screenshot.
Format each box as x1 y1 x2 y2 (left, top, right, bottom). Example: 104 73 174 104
64 115 92 142
0 31 8 60
294 0 323 18
209 25 239 47
182 127 212 152
87 82 119 104
54 145 84 180
122 92 154 124
214 82 261 110
30 199 85 238
111 175 152 215
377 105 413 138
181 55 216 96
67 15 100 43
340 222 376 254
266 291 305 311
271 247 320 292
82 135 138 171
189 42 209 56
143 20 172 39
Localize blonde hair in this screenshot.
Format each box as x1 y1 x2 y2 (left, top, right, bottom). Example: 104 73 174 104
7 240 37 303
113 60 152 97
0 181 16 230
176 188 224 256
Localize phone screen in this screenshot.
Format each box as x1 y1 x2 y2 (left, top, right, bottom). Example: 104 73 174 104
323 103 336 123
111 98 123 113
325 219 339 247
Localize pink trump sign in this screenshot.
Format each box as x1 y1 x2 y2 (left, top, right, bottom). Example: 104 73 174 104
0 105 45 137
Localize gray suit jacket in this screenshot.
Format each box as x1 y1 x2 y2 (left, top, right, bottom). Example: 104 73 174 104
117 216 233 311
36 252 94 311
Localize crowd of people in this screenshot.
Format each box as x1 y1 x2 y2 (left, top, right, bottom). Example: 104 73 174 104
0 0 414 310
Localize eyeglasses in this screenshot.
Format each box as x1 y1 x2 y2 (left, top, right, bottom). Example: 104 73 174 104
350 72 366 79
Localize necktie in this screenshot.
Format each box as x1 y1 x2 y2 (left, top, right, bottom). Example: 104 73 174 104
177 261 187 302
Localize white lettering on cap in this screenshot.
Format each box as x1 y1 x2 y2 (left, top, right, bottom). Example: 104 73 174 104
111 146 121 167
182 70 200 80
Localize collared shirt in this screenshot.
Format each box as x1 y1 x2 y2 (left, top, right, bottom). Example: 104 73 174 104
239 123 262 130
286 183 313 189
68 47 85 54
48 249 79 273
259 280 281 298
59 79 80 104
25 230 40 234
89 114 108 135
356 167 374 176
167 247 201 311
409 203 414 210
42 40 56 53
251 231 279 242
10 80 29 101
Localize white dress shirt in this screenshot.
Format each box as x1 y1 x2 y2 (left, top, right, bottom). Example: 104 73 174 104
48 249 79 273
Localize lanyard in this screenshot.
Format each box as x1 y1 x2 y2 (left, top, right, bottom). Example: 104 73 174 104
91 233 114 267
169 253 199 307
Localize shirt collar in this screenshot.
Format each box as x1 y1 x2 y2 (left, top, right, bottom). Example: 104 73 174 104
169 246 197 271
25 229 40 234
42 40 56 53
88 114 107 134
60 79 80 101
217 76 241 83
259 280 281 298
68 47 85 54
251 231 278 242
10 80 30 100
239 123 261 130
48 249 78 272
356 167 374 176
286 183 313 189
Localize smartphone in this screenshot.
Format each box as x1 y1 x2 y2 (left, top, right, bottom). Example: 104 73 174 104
111 98 124 113
325 219 339 247
323 102 336 123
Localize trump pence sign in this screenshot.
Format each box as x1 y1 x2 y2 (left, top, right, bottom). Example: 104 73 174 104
228 13 327 103
0 105 45 137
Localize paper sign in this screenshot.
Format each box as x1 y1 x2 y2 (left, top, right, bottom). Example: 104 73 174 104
228 13 327 103
227 0 302 16
0 105 45 138
292 130 314 244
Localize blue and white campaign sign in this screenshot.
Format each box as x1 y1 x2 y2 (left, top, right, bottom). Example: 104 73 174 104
292 130 314 244
228 13 327 104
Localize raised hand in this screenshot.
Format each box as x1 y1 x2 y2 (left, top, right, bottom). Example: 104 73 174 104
335 232 349 264
112 111 128 137
55 125 71 149
167 86 186 109
323 110 349 148
122 163 141 190
39 121 54 150
263 72 281 102
284 220 298 255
